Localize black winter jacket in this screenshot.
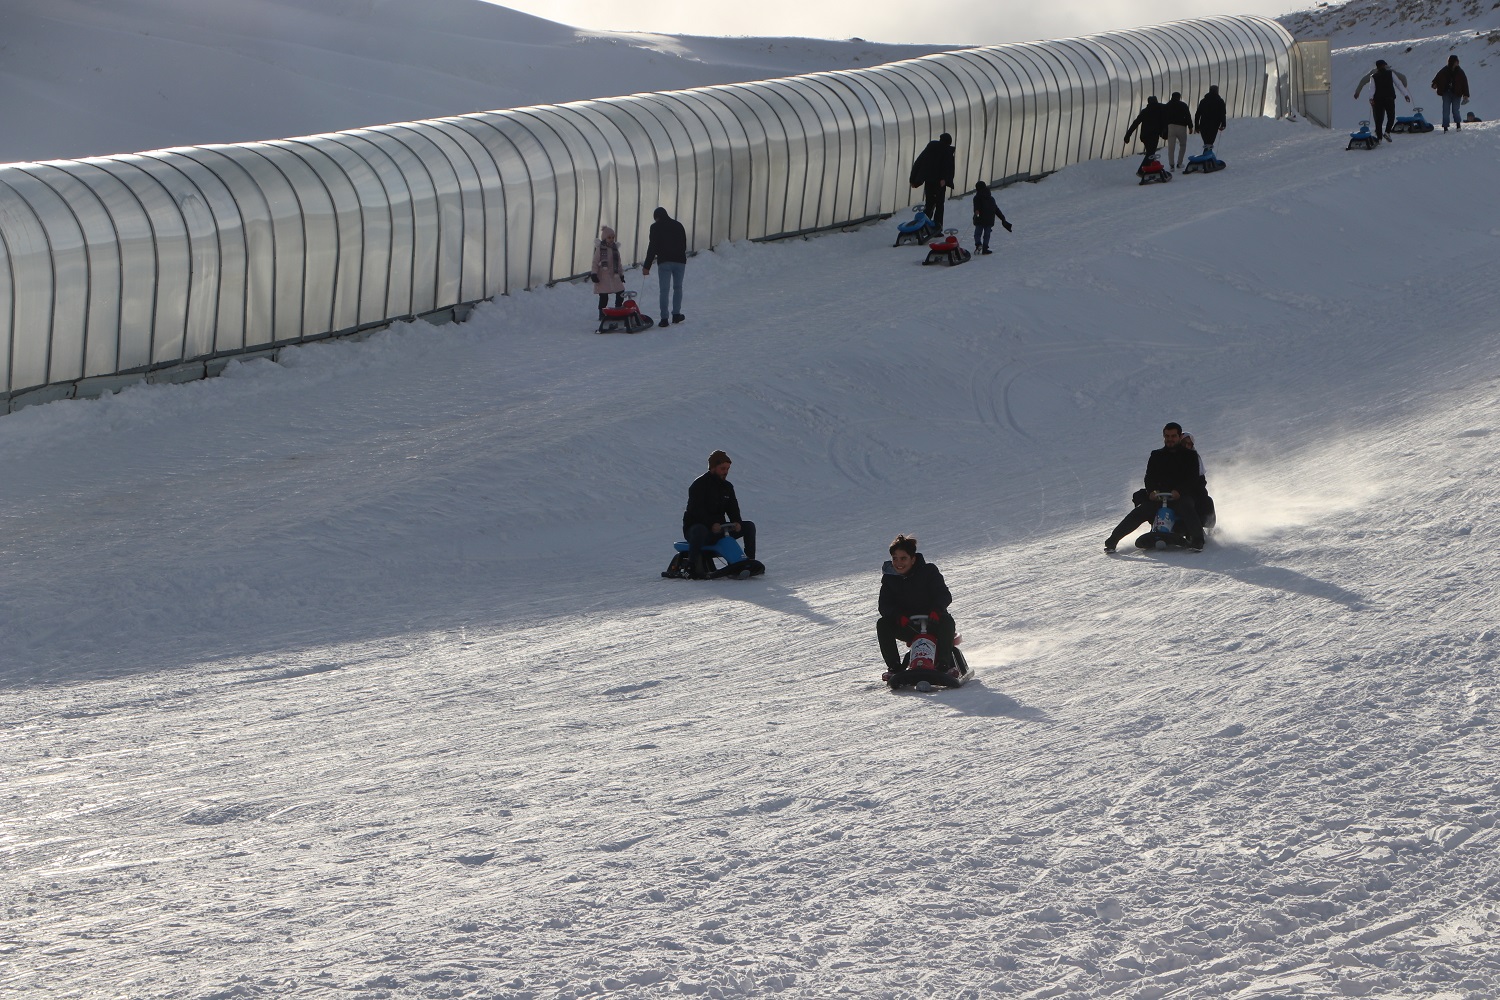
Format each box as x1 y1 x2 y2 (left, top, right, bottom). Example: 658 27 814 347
1431 65 1470 98
879 555 953 621
1143 445 1208 499
1194 91 1227 131
1165 98 1193 127
972 186 1006 227
644 217 688 268
683 471 742 533
910 139 955 186
1124 100 1170 143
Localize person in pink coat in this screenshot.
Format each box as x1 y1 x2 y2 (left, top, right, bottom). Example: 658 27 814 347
590 225 626 317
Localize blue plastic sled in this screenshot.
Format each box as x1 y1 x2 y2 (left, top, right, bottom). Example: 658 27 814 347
662 535 766 579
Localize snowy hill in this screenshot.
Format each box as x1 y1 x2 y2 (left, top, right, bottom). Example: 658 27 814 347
4 2 1500 999
0 0 945 163
1280 0 1500 125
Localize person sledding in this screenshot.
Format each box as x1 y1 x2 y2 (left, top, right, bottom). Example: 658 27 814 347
681 450 757 579
1104 422 1208 553
877 534 968 688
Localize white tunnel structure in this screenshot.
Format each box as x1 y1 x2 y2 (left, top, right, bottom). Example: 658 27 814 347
0 15 1321 409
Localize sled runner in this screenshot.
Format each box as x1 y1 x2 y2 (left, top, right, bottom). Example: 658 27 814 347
1347 121 1379 150
1181 145 1226 174
596 291 654 334
662 531 765 580
1390 108 1435 134
894 205 938 247
883 614 973 691
1132 492 1210 551
922 229 972 266
1137 151 1172 185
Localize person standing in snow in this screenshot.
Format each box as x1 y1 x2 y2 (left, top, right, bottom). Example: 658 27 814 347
910 133 956 230
1430 55 1470 132
1164 92 1194 169
641 207 688 328
971 181 1011 256
682 450 755 579
590 225 626 317
877 534 958 682
1193 84 1228 151
1104 422 1208 553
1354 59 1411 142
1124 96 1170 158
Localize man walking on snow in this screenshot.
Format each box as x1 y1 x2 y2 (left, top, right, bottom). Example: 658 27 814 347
642 206 688 328
1354 59 1411 142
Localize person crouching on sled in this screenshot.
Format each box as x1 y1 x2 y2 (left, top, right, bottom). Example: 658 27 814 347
877 534 957 679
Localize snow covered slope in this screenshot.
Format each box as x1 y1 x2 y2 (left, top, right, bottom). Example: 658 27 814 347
0 0 944 163
1281 0 1500 126
4 105 1499 999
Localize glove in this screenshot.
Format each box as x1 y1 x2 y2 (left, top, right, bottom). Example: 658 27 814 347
972 214 980 226
1463 97 1469 105
928 610 941 621
589 273 598 282
1001 221 1013 232
898 616 910 627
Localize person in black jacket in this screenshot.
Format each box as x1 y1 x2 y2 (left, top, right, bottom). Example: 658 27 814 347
682 449 755 579
1124 96 1169 157
642 206 688 328
971 181 1012 256
1354 59 1411 142
1193 85 1228 151
909 133 956 229
1104 422 1208 553
1430 55 1471 131
877 534 957 678
1164 92 1194 169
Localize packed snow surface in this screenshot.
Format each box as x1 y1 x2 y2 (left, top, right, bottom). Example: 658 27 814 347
4 3 1500 1000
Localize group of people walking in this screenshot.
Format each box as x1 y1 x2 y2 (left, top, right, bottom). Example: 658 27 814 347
1123 86 1228 169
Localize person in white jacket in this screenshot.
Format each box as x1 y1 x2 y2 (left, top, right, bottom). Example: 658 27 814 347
1354 59 1411 142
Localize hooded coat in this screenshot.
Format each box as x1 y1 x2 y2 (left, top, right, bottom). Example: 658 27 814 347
591 227 625 296
643 208 688 268
1431 63 1470 98
1194 87 1228 132
909 137 956 187
1124 98 1169 144
878 554 953 621
972 182 1006 228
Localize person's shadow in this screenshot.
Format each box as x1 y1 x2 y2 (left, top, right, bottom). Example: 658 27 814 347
1187 541 1368 610
873 675 1054 721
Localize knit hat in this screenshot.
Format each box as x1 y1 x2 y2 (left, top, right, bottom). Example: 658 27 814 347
940 132 952 144
1375 59 1388 68
708 450 731 468
600 225 616 240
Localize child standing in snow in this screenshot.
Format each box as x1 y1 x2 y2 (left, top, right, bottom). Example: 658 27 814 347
971 181 1011 256
590 225 625 316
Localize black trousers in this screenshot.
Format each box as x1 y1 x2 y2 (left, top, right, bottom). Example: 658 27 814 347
597 292 624 312
1199 125 1220 148
1109 495 1204 545
877 615 956 672
1371 96 1396 137
922 179 947 229
685 521 756 574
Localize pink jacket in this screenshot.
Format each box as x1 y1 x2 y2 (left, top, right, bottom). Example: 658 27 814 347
592 227 625 295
